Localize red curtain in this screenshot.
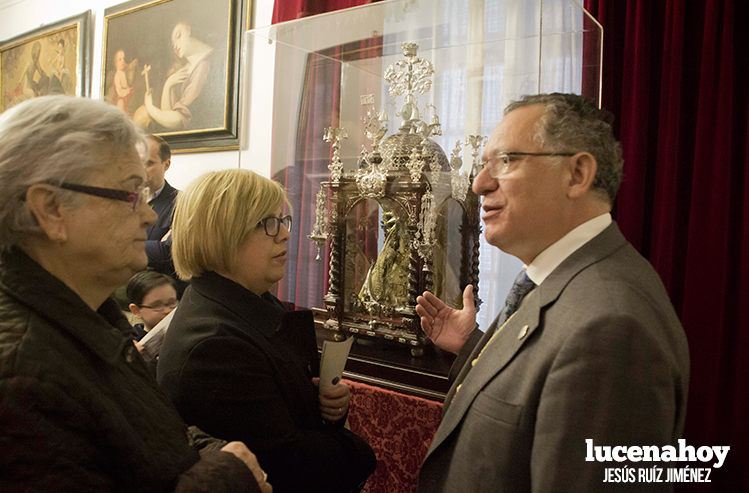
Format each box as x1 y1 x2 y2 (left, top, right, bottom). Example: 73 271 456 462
270 0 382 309
274 0 749 490
585 0 748 491
272 0 381 24
271 48 340 309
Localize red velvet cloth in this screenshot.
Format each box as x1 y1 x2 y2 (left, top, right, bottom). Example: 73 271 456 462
585 1 749 491
347 380 442 493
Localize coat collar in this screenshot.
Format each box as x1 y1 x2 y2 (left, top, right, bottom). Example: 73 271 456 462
187 272 317 371
148 180 177 213
188 271 287 339
536 221 628 308
155 180 177 201
429 222 628 453
0 248 130 364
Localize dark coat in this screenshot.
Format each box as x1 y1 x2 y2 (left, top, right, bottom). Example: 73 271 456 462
146 180 178 271
0 248 259 493
158 272 376 493
145 181 188 296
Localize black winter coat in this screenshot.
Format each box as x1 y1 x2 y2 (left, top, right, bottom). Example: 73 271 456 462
0 248 259 493
157 272 376 493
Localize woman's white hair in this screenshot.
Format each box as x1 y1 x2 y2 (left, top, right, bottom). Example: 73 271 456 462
0 95 147 251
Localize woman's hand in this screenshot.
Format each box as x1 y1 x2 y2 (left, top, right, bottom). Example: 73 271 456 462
144 89 155 110
312 377 350 422
220 441 272 493
165 66 190 89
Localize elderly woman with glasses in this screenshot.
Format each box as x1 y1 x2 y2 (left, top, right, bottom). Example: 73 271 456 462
157 169 376 493
0 96 269 493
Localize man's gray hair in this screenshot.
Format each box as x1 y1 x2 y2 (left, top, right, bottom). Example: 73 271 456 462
505 93 624 204
0 95 147 251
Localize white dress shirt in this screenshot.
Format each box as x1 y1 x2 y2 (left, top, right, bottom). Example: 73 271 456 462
525 213 612 286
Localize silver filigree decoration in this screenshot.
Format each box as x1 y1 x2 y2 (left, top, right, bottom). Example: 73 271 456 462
407 147 424 182
411 105 442 172
413 188 437 262
363 106 389 153
466 134 486 176
393 194 418 226
307 188 329 260
450 140 470 201
384 43 435 99
356 163 387 199
323 127 348 183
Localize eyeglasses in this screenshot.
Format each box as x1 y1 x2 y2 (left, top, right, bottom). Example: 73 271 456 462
55 182 151 211
139 299 179 312
482 151 575 178
259 214 292 237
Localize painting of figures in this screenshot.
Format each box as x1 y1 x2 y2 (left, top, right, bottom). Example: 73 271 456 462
0 12 91 114
102 0 244 151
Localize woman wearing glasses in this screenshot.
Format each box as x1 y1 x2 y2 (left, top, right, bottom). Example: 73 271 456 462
158 169 376 493
0 96 269 493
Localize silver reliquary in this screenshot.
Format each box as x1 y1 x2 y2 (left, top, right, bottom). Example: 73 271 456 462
309 43 484 355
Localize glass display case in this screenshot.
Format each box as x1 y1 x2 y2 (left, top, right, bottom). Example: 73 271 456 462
240 0 602 394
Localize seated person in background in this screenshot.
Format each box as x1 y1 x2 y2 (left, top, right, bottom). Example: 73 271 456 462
0 96 270 493
158 169 377 493
127 270 179 341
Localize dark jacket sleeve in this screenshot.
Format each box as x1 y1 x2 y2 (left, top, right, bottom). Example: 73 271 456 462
164 336 376 493
174 451 261 493
146 235 175 275
0 375 259 493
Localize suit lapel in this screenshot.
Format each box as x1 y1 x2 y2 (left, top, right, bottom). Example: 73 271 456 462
430 291 542 451
147 182 177 239
427 223 629 455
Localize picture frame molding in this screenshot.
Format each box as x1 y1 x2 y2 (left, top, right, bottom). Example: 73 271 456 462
102 0 246 153
0 10 92 114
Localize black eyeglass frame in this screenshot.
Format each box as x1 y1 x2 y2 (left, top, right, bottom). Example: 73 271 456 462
139 299 179 311
54 182 150 211
259 214 292 237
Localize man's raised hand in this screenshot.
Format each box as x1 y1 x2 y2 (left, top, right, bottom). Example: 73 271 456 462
416 285 476 355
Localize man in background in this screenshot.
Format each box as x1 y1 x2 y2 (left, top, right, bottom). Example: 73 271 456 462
416 93 690 492
144 134 188 296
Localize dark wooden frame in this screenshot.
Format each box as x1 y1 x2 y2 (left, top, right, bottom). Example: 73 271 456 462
102 0 246 153
0 11 92 114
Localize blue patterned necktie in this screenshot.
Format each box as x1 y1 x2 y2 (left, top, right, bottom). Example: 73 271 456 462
499 270 536 326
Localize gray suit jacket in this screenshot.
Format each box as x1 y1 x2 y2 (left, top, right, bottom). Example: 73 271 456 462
418 223 690 493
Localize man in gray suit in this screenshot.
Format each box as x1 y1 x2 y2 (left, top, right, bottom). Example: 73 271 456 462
416 93 690 492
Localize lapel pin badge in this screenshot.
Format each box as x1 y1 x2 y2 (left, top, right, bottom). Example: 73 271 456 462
518 325 529 340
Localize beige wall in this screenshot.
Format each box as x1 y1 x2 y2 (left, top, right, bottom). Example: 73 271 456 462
0 0 275 188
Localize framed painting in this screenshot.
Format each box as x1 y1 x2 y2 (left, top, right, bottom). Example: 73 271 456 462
0 11 92 115
102 0 246 152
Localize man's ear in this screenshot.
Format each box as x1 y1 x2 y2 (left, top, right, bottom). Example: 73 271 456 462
567 152 598 199
163 158 171 173
129 303 143 319
24 184 68 242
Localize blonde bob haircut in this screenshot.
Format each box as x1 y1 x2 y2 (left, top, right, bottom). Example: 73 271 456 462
172 169 290 280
